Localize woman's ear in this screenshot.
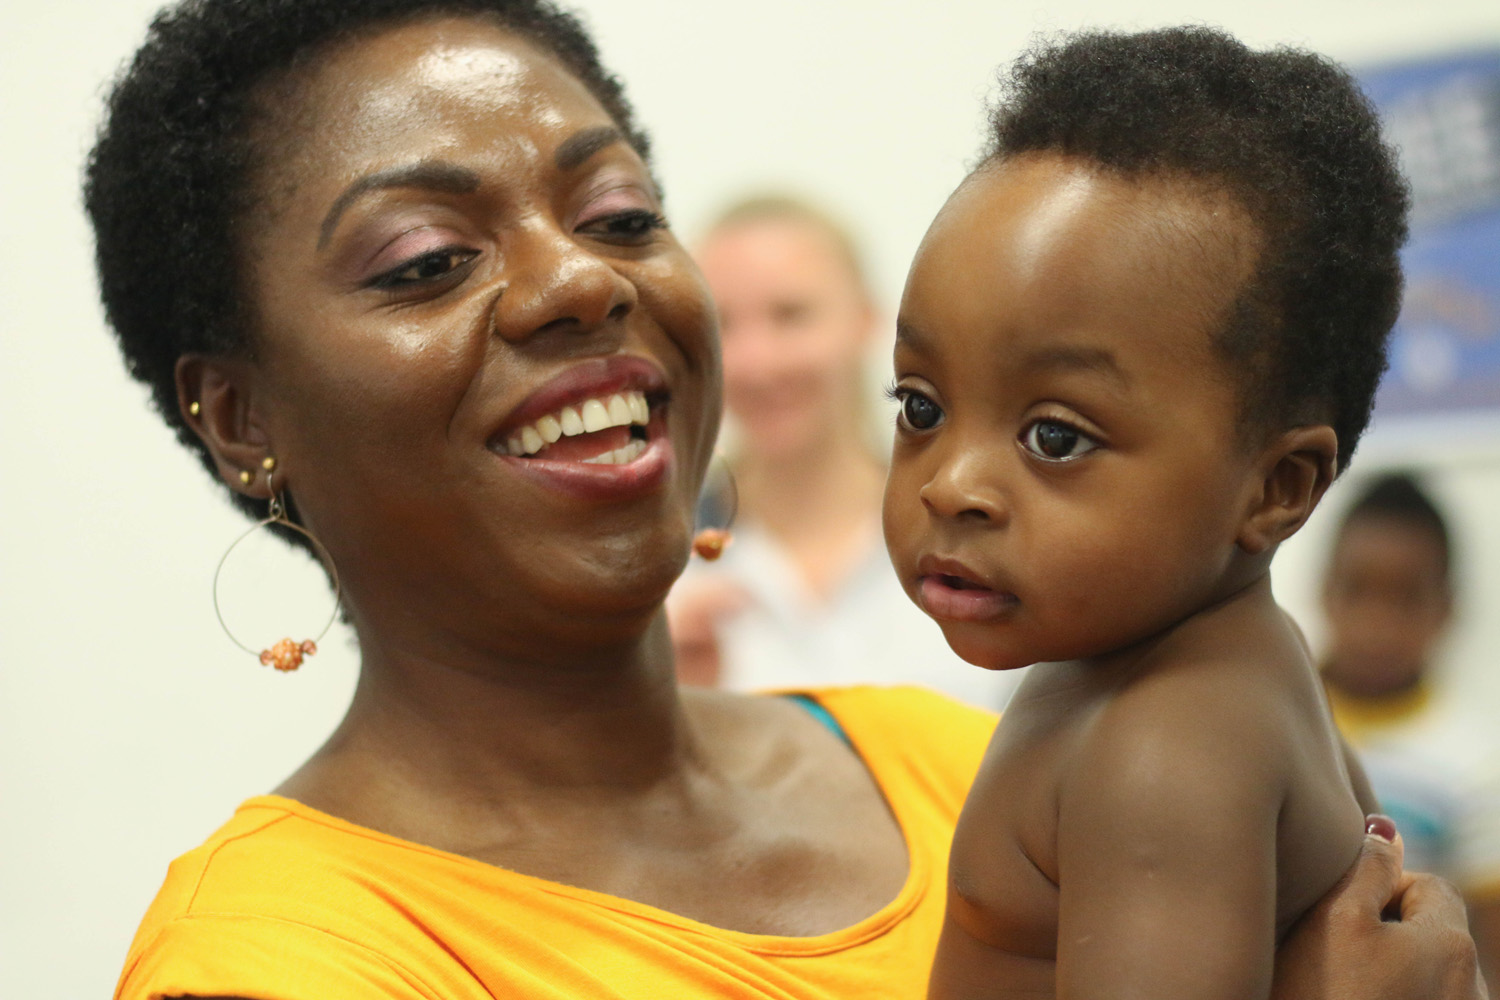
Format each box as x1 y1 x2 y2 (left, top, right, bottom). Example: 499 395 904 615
1237 425 1339 555
176 354 274 497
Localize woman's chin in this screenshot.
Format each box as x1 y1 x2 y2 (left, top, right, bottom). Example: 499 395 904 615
553 522 695 619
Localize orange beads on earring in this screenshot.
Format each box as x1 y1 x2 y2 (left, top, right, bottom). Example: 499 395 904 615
213 466 341 674
692 528 732 561
691 454 737 561
259 638 319 672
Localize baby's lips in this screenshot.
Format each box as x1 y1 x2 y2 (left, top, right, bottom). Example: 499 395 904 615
917 575 1018 623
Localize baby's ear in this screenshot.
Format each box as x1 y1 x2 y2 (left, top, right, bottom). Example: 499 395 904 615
175 354 275 498
1236 425 1338 555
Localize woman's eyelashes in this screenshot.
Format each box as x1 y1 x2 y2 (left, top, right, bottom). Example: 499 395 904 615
579 208 668 245
1020 418 1099 462
363 209 665 294
574 176 668 244
368 247 480 290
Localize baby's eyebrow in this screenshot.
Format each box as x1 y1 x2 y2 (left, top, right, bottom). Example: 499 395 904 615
894 320 928 350
1021 346 1131 390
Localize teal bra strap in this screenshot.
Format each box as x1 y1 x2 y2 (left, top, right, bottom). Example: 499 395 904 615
784 693 852 747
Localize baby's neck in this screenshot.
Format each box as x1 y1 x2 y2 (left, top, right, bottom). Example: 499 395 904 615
1074 571 1283 678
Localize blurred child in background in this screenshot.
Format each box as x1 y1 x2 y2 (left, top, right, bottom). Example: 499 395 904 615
1320 472 1500 982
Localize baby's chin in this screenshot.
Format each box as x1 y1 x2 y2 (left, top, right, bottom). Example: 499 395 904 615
937 624 1041 673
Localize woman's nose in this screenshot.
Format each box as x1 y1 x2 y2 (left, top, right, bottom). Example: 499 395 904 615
492 226 637 341
917 449 1009 524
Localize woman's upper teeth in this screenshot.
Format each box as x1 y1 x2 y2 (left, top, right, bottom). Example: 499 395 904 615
506 390 649 457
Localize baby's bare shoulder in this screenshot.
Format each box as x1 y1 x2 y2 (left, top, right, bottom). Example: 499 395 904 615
1069 665 1288 816
1055 620 1361 928
1065 618 1332 812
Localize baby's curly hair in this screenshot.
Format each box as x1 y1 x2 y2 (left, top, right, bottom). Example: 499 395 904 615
983 26 1409 472
85 0 651 532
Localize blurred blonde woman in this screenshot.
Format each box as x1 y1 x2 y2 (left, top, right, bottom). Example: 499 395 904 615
669 196 1017 708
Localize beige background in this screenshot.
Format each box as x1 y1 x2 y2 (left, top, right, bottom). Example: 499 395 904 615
3 1 1499 995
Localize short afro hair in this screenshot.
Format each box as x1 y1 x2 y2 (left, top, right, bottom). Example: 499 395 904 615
85 0 651 532
1340 472 1452 578
982 26 1410 473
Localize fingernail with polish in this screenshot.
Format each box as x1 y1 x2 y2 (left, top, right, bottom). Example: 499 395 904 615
1365 814 1397 843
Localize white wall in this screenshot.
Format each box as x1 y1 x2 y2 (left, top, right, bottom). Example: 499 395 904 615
3 1 1498 995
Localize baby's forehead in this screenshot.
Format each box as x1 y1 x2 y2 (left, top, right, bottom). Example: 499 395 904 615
941 157 1259 272
903 156 1260 361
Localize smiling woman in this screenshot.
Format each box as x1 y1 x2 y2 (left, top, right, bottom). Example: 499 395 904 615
83 1 1484 998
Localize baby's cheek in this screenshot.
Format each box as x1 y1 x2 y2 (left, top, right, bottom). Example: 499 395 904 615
880 477 920 570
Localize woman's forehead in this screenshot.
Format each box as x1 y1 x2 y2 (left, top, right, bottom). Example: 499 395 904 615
239 14 621 242
252 16 611 175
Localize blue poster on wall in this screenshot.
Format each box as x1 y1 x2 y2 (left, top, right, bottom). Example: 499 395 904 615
1359 50 1500 422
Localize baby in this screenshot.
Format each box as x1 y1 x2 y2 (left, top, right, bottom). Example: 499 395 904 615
882 28 1407 1000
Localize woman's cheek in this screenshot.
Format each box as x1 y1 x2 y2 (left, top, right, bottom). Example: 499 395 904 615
637 253 718 363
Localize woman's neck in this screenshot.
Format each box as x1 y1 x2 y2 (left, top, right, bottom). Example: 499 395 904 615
280 613 708 829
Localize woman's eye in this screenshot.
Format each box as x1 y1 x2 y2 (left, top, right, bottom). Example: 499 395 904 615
1021 420 1099 462
583 209 668 244
370 248 479 289
896 390 944 432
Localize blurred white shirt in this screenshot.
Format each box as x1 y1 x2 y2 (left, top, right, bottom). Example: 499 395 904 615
676 521 1022 711
1333 682 1500 891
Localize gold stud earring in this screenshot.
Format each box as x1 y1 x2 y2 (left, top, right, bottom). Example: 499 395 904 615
239 470 253 485
262 456 277 472
189 401 201 416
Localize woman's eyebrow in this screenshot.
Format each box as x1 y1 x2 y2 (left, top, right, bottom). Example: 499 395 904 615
318 161 481 248
554 125 623 171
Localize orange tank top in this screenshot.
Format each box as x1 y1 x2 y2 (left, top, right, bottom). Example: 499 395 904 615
116 686 996 1000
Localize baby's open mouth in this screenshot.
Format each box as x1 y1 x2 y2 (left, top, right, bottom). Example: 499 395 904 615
917 571 1018 624
937 573 990 591
492 390 653 466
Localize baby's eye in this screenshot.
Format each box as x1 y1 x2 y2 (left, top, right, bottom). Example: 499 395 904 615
1020 419 1098 462
895 390 944 432
370 248 479 289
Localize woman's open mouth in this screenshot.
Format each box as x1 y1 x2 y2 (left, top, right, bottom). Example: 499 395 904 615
497 389 653 465
484 356 676 501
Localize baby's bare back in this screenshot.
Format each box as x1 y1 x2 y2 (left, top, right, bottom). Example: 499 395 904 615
931 588 1366 1000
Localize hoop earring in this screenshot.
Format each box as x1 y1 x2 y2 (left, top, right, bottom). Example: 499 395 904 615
692 453 738 561
213 468 342 671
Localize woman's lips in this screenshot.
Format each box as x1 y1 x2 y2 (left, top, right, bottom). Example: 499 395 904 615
492 354 666 441
483 354 677 501
499 435 672 501
917 573 1018 623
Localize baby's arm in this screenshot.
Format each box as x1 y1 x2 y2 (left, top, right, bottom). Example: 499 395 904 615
1341 736 1379 815
1055 672 1290 1000
1284 608 1380 816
